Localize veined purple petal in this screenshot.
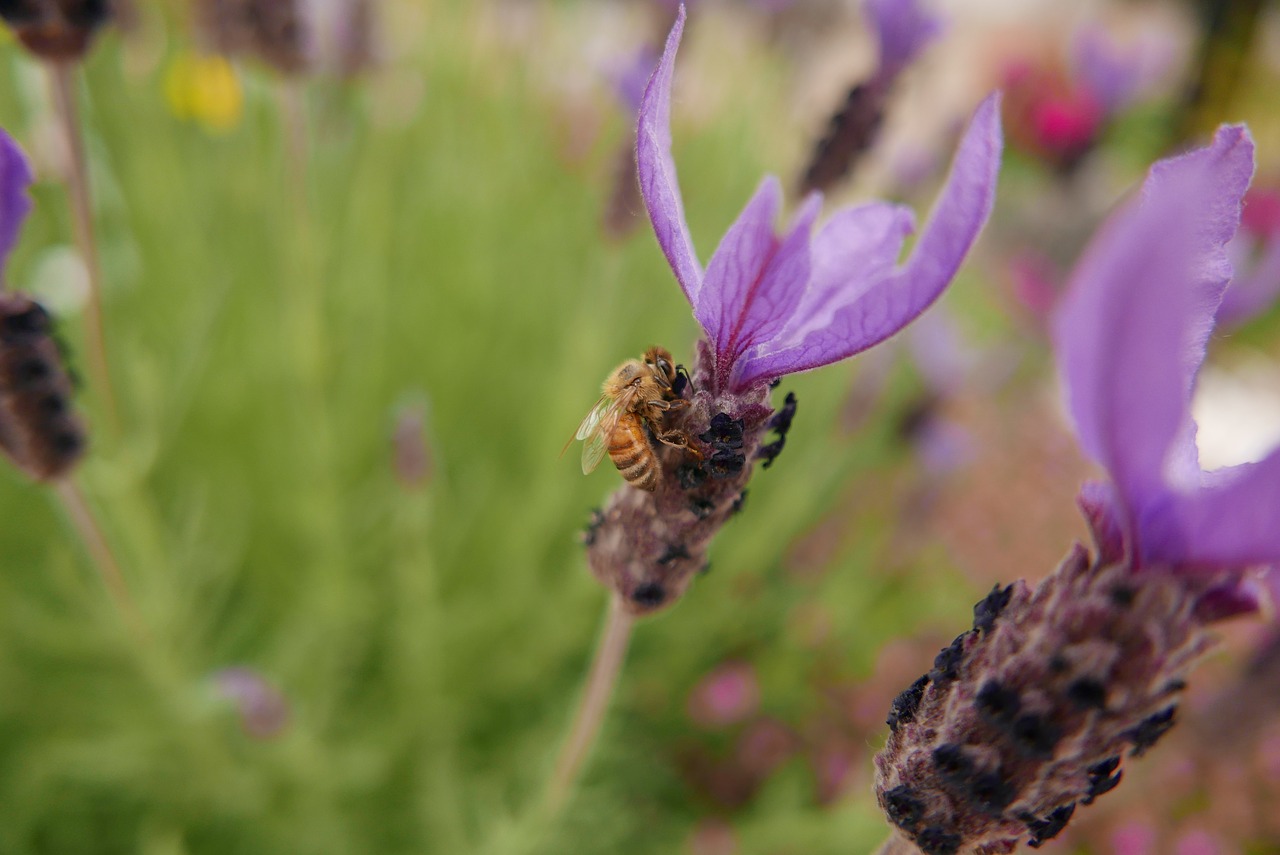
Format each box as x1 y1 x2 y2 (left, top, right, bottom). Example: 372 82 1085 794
0 129 33 279
733 92 1001 387
865 0 942 81
733 202 913 387
697 178 820 387
637 5 703 307
1053 126 1253 543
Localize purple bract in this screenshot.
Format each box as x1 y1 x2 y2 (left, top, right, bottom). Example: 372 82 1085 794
637 5 1001 396
1053 125 1280 597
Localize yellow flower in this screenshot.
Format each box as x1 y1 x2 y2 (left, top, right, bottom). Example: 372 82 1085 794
164 52 243 134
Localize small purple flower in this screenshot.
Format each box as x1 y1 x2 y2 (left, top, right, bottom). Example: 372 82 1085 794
211 667 291 740
639 6 1001 397
1054 125 1280 583
865 0 942 83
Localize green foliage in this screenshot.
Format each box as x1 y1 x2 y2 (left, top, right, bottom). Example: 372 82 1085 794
0 6 990 854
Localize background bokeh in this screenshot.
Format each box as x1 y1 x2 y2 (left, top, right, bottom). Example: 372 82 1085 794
0 1 1278 853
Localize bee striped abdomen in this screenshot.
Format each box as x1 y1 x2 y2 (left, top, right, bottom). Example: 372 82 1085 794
608 413 659 491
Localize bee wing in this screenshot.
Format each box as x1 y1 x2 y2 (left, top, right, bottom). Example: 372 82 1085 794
581 430 608 475
580 396 627 474
575 394 611 441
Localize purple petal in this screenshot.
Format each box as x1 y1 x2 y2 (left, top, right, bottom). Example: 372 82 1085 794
637 5 703 307
865 0 943 81
697 178 820 387
733 201 913 387
1053 126 1254 545
0 129 33 279
734 92 1001 386
1151 450 1280 569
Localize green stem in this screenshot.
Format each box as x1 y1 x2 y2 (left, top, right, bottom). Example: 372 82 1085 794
543 594 634 816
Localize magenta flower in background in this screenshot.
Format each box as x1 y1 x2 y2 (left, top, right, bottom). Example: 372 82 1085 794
1054 125 1280 592
639 6 1001 397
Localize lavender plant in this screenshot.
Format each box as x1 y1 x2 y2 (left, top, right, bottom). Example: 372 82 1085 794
585 6 1000 618
874 126 1279 855
800 0 942 195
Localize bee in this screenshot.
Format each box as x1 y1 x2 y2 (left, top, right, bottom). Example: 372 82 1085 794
569 346 697 491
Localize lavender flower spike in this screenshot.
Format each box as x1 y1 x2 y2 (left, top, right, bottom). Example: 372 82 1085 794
582 8 998 616
875 128 1278 855
639 6 1001 397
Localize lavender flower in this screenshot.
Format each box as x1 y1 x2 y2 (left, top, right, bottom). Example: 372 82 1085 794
0 130 85 482
875 127 1279 854
799 0 942 194
583 6 1000 615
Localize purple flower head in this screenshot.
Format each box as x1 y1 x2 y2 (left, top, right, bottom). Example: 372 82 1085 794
1054 125 1280 584
865 0 943 82
638 6 1001 397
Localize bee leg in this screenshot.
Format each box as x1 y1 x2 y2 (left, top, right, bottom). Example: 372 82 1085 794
655 428 703 461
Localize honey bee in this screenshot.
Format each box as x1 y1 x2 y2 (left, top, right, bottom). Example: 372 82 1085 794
569 346 697 491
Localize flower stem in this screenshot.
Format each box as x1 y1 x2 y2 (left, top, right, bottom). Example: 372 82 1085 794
48 60 118 433
53 477 146 643
543 594 634 815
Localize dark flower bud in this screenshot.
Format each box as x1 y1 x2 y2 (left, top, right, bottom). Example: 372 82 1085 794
1025 802 1074 847
887 674 929 732
0 294 85 482
0 0 111 61
972 583 1013 633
